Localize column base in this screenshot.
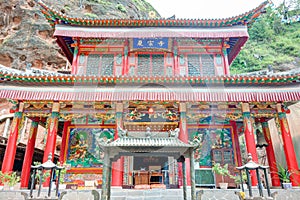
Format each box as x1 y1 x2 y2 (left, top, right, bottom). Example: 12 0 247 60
179 186 191 189
111 186 123 189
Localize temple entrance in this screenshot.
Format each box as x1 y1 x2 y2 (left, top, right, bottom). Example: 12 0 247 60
133 156 168 187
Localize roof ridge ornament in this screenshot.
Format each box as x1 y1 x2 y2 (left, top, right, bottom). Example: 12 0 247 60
168 128 179 138
35 0 269 27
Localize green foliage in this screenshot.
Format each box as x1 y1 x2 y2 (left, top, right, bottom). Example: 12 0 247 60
212 163 230 182
231 6 300 74
94 0 112 5
32 162 51 184
57 162 67 184
232 171 247 184
116 4 126 13
84 13 98 19
63 5 71 12
277 164 291 183
0 171 20 187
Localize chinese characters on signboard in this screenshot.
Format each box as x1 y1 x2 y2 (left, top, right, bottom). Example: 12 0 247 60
133 38 169 49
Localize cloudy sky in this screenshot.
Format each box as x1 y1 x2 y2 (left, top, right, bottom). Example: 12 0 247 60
146 0 283 19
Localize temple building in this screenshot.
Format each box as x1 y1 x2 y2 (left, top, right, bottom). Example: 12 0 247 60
1 0 300 196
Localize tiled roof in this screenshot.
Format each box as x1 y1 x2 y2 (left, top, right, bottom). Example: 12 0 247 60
101 137 193 148
36 0 268 28
1 65 300 86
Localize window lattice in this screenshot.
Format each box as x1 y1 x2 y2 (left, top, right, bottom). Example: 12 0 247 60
202 54 215 76
101 54 114 76
187 55 201 76
152 54 164 77
86 54 100 75
137 54 150 76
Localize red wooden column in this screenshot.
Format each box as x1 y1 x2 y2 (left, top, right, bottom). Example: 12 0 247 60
276 103 300 186
71 39 79 74
222 46 230 75
261 119 281 187
1 102 24 172
59 121 71 163
173 41 179 75
20 118 39 188
230 121 242 166
179 102 191 186
43 102 60 162
123 40 129 75
241 102 258 186
111 102 124 187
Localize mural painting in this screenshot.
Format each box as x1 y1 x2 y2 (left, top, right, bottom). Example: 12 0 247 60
66 126 114 168
188 126 233 166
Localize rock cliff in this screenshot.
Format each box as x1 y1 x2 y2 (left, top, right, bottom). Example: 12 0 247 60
0 0 158 71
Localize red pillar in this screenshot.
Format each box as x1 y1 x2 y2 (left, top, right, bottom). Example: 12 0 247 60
222 46 230 75
261 119 281 187
71 39 79 74
59 121 71 164
1 102 24 172
43 103 60 163
179 103 190 186
230 121 242 166
43 102 60 186
123 40 129 75
20 119 39 188
111 102 124 187
276 103 300 186
173 41 179 75
241 103 258 186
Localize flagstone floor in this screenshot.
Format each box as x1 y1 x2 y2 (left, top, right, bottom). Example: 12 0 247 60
0 188 300 200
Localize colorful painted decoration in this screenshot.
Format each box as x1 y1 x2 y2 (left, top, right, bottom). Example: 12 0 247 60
189 127 233 166
67 127 114 168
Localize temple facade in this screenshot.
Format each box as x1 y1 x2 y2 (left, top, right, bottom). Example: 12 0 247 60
0 0 300 194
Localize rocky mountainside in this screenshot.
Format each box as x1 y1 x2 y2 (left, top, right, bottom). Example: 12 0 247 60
0 0 158 71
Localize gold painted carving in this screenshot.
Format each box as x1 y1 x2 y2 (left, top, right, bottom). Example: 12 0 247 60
33 103 46 109
187 113 209 120
251 113 275 118
199 104 210 109
72 104 84 109
94 104 105 109
225 113 242 120
24 103 31 108
257 104 268 109
60 102 67 108
217 104 228 110
92 113 115 121
59 113 85 121
24 113 51 118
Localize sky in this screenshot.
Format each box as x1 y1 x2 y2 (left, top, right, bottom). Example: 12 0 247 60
146 0 283 19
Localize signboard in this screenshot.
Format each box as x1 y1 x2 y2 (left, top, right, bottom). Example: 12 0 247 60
132 38 169 49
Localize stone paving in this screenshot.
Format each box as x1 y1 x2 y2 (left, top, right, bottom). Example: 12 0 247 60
0 188 300 200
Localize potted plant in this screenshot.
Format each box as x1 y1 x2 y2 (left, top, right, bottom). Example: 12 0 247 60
212 163 230 189
32 162 50 189
277 164 292 189
0 171 5 190
57 162 67 190
232 171 248 190
1 172 20 190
